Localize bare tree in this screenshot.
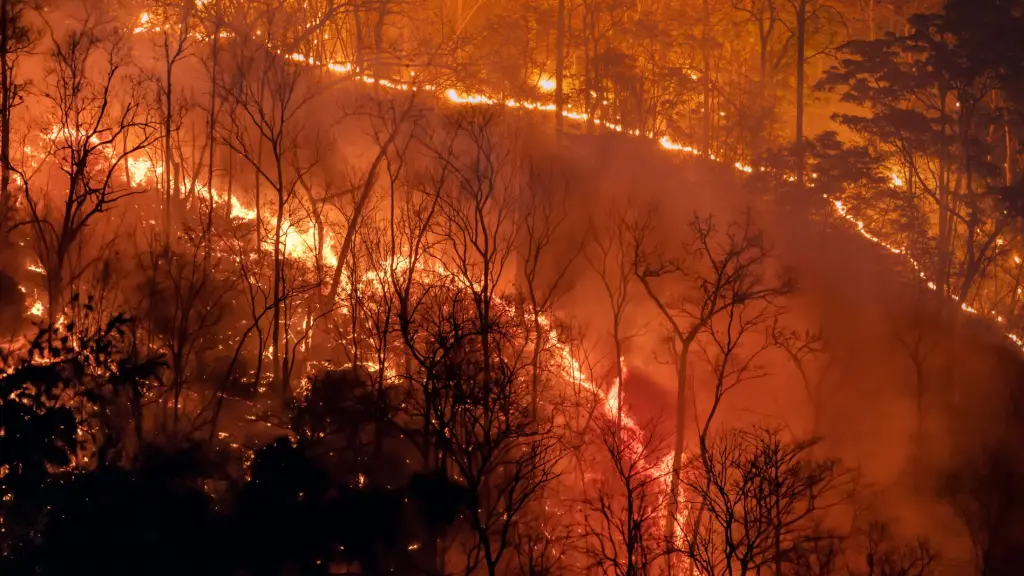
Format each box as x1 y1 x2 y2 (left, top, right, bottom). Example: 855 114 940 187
682 426 855 576
512 508 575 576
388 265 567 576
323 90 420 309
429 107 526 402
588 203 636 429
17 18 155 324
372 109 575 576
580 414 670 576
144 0 197 237
691 287 793 576
692 262 780 454
856 521 938 576
135 227 234 437
218 23 320 403
771 325 827 433
0 0 31 229
519 159 582 420
730 0 793 152
631 211 791 554
205 222 285 441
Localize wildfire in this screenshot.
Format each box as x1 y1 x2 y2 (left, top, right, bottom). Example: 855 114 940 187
127 156 160 186
15 8 1001 554
534 73 556 93
27 299 44 317
445 88 496 106
133 11 151 34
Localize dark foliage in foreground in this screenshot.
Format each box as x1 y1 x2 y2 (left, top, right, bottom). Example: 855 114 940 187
0 319 467 576
0 436 466 576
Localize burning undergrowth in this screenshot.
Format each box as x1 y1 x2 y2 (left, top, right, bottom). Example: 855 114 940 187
4 2 1024 573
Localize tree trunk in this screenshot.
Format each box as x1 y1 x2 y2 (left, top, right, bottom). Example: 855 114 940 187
701 0 712 157
0 0 10 227
354 4 364 72
613 323 624 431
282 278 291 393
664 338 693 576
373 3 385 78
164 67 174 240
531 311 544 419
226 143 234 220
272 157 286 404
206 14 219 246
937 88 950 292
868 0 874 40
555 0 565 136
255 137 263 248
1003 120 1011 186
795 0 806 189
47 261 62 328
324 117 408 307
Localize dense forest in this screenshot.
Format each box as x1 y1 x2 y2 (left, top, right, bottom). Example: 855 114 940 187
2 0 1024 574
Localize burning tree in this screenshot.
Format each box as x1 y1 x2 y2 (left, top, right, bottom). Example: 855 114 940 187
0 0 31 229
217 11 324 403
631 210 792 559
588 200 637 429
517 158 582 420
0 1 1011 574
329 107 580 575
580 414 672 576
17 16 155 324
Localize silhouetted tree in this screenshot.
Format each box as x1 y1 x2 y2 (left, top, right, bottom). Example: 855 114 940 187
682 426 855 576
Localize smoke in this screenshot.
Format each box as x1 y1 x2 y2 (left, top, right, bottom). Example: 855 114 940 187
512 125 1024 561
8 5 1020 563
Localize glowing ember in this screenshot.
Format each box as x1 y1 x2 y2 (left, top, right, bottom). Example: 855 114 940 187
535 73 556 93
27 299 43 317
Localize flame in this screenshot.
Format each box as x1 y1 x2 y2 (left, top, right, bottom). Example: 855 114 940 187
127 156 159 186
445 88 495 105
133 12 160 34
534 73 556 93
106 8 1024 548
27 299 43 317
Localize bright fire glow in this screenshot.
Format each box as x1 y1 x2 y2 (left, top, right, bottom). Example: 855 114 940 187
45 10 1020 551
535 73 556 93
27 299 43 317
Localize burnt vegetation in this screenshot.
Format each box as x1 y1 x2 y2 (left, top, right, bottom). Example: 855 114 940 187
2 0 1024 575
